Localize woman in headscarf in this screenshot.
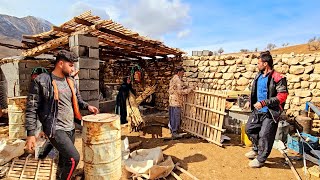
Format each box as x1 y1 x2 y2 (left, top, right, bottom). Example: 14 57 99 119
115 76 136 124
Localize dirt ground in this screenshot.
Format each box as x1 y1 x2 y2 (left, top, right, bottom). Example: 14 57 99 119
73 115 318 180
0 116 317 180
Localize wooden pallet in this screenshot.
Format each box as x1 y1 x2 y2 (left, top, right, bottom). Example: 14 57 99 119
7 155 56 180
182 88 227 146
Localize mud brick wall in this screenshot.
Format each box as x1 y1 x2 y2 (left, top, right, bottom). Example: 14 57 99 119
103 57 182 110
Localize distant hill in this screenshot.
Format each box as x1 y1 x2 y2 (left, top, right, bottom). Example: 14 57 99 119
271 44 320 55
0 14 53 58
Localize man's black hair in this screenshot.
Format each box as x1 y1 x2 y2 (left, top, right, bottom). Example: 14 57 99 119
260 51 273 68
54 50 77 65
175 66 185 73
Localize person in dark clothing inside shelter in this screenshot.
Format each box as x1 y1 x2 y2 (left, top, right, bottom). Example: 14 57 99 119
116 76 136 124
245 51 288 168
25 51 99 180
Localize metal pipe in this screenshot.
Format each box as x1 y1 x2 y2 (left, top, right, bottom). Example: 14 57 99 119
305 102 320 116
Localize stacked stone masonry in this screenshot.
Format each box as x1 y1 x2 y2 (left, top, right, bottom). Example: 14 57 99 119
182 53 320 118
103 58 182 110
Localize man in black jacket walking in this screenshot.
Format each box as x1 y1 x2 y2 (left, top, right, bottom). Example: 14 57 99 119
245 51 288 168
25 51 98 179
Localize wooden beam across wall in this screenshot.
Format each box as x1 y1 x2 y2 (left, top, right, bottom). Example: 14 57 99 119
98 38 167 57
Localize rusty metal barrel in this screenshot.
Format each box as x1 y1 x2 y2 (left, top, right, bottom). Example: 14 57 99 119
8 96 27 139
82 113 122 180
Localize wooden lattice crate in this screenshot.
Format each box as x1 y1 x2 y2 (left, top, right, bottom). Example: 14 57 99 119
7 155 56 180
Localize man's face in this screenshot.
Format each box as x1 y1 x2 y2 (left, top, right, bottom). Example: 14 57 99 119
257 58 267 71
178 71 184 78
61 61 74 76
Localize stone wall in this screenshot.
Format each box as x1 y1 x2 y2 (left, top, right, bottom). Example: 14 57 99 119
103 57 182 110
0 59 51 98
182 53 320 118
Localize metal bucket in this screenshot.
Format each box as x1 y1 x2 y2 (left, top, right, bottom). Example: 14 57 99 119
82 113 122 180
8 96 27 139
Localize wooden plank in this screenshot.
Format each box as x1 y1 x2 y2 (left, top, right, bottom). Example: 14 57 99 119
194 87 201 134
197 88 205 135
7 159 18 178
184 116 225 132
50 158 55 180
75 17 181 55
184 103 227 115
182 92 188 130
183 128 223 146
207 89 215 139
199 89 208 136
22 22 98 57
194 90 228 97
19 155 31 180
211 91 219 141
34 158 42 180
186 92 195 129
216 93 226 144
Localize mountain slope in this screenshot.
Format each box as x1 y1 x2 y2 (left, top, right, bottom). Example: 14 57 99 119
0 14 52 40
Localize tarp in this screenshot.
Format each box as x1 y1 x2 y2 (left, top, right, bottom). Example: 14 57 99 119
124 147 174 179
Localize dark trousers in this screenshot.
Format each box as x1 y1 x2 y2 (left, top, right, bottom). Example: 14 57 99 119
245 112 278 163
169 106 182 134
49 129 80 180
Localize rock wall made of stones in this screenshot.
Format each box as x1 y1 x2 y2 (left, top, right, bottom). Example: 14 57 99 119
182 53 320 118
103 58 182 110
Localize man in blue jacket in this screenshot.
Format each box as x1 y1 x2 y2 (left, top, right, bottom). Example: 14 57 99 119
25 51 98 180
245 51 288 168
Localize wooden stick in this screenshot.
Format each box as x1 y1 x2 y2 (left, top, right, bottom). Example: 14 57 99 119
34 159 42 180
19 154 31 180
175 165 199 180
278 149 302 180
170 171 182 180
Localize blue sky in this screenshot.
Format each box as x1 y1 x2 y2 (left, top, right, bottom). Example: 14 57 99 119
1 0 320 55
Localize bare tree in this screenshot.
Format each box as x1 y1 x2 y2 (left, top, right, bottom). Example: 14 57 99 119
217 47 224 55
240 49 249 53
308 37 320 51
254 48 258 52
266 43 276 50
282 43 289 47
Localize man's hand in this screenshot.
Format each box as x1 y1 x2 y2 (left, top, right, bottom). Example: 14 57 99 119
253 102 263 110
25 136 36 153
243 102 250 110
88 105 99 115
38 131 46 138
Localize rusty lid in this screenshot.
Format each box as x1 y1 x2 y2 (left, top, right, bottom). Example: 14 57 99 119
82 113 119 122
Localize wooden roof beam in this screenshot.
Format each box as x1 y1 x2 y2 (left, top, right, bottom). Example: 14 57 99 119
98 37 167 57
74 17 181 55
22 23 98 57
100 47 156 58
52 26 75 34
